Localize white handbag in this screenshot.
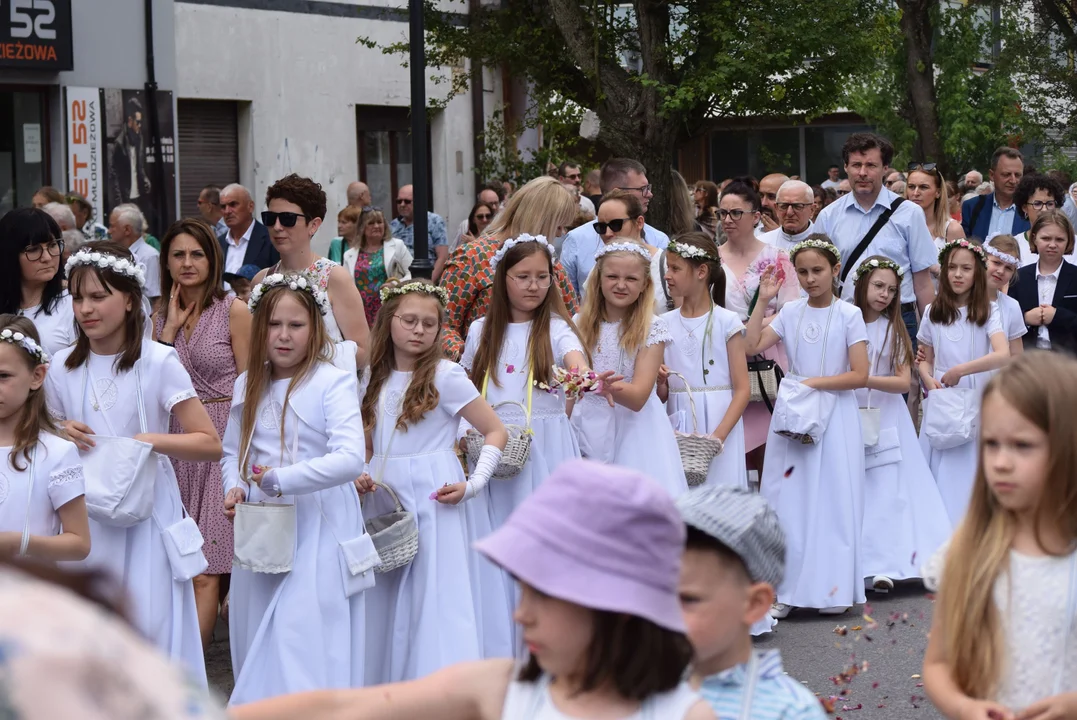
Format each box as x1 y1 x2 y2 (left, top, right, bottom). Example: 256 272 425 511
922 387 980 450
153 458 208 581
864 426 901 469
770 301 839 445
859 332 883 447
80 362 158 527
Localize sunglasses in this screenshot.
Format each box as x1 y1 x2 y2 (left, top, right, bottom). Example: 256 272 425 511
474 213 493 221
397 198 413 205
593 218 633 234
907 162 938 172
261 211 311 228
361 205 382 214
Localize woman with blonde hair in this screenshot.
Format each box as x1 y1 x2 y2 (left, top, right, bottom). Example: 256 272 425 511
440 175 580 359
343 208 413 326
906 163 964 248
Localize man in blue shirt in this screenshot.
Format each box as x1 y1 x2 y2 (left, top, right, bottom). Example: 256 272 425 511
560 158 669 296
390 184 448 281
961 147 1028 240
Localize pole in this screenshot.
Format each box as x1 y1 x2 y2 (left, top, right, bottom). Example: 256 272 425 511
408 0 433 279
143 0 167 238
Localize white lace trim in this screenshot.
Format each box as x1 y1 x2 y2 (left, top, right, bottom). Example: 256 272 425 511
558 344 585 363
726 323 746 341
48 406 66 422
646 317 673 347
49 464 85 488
921 539 949 593
165 388 199 413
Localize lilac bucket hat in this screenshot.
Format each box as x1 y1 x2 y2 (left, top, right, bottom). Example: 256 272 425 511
473 459 686 633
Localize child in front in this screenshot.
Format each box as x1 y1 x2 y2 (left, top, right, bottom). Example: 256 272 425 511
745 235 869 618
221 273 375 704
923 352 1077 719
677 485 826 720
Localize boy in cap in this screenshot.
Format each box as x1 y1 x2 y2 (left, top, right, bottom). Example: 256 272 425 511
677 486 825 719
223 263 260 302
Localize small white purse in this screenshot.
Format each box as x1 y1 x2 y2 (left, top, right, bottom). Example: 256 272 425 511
859 334 883 447
153 458 208 582
922 387 980 450
770 301 839 446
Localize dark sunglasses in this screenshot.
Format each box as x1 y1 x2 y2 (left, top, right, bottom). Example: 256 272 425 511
593 218 633 234
474 213 493 221
396 198 413 205
261 211 310 228
360 206 382 214
907 162 938 172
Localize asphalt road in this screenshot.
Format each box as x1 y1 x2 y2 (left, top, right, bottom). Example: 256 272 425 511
207 581 941 718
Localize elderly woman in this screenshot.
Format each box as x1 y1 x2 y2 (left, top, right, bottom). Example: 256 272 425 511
0 207 76 355
152 217 251 649
343 207 412 327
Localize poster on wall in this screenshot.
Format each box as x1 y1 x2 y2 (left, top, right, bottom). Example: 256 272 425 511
65 87 105 229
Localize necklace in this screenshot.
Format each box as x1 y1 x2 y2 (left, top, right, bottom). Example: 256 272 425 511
677 311 710 356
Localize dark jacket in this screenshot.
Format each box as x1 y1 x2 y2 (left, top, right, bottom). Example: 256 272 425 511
1009 260 1077 354
961 193 1030 240
217 220 280 271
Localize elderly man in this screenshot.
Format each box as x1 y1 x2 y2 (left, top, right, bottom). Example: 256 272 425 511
41 202 78 232
109 203 161 307
960 169 983 194
759 180 816 252
218 183 279 273
346 181 372 208
197 185 228 237
757 173 790 233
391 184 448 281
837 178 852 197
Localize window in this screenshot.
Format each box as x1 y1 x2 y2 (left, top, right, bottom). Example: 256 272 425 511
356 106 429 214
177 100 239 220
0 88 48 217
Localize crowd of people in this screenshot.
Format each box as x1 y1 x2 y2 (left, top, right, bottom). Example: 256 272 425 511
0 130 1074 720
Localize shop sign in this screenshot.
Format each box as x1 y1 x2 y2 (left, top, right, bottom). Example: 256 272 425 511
0 0 73 70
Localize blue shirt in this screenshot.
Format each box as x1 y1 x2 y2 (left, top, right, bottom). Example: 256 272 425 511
814 186 937 305
561 222 670 296
987 195 1017 238
700 650 826 720
391 212 447 262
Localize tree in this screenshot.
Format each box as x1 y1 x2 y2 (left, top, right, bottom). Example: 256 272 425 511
374 0 887 229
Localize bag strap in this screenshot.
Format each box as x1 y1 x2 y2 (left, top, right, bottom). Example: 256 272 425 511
737 652 761 720
659 252 673 311
966 194 988 238
481 365 533 428
839 197 905 286
1054 549 1077 695
18 446 37 557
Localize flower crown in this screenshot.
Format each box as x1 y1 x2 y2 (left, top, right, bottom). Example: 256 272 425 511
984 243 1019 267
64 249 146 287
380 281 449 305
247 273 331 316
854 257 905 284
667 241 719 263
789 238 841 262
594 242 652 263
490 234 555 273
0 328 48 366
938 238 987 267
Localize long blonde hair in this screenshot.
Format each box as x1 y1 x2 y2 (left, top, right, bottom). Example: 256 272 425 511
578 239 654 355
908 168 952 239
937 352 1077 699
237 285 332 477
483 176 577 242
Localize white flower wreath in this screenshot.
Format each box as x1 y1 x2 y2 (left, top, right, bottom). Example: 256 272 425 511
0 329 49 366
983 244 1019 267
247 273 332 317
489 233 555 274
789 237 841 262
667 241 719 263
64 249 146 288
380 281 449 305
853 256 905 283
594 242 653 262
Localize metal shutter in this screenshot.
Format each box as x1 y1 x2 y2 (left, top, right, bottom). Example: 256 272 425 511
177 100 239 219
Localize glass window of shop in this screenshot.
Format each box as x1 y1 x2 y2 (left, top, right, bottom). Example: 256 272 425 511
706 123 874 185
0 89 49 217
804 124 872 185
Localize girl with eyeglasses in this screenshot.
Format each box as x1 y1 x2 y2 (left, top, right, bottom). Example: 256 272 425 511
591 190 669 314
359 282 506 682
1013 174 1071 266
0 208 76 357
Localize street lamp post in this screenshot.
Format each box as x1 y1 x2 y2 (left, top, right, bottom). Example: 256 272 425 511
408 0 433 279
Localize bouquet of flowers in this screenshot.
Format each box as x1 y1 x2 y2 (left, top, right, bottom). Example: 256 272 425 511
536 366 604 400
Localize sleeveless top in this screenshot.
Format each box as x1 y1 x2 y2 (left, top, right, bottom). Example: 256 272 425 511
272 257 343 341
500 675 700 719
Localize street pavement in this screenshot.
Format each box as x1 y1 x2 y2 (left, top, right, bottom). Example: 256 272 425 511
207 581 942 718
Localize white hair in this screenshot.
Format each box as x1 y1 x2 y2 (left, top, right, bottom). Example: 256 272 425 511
221 183 252 203
62 228 85 253
42 202 77 231
776 180 814 204
112 203 143 235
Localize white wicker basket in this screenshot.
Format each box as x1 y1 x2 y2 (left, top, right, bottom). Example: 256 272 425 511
464 400 533 479
364 481 418 574
668 371 725 487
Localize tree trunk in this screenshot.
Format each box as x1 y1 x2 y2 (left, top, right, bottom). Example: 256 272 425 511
899 0 948 175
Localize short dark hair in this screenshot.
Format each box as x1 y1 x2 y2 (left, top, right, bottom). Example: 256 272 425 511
684 525 751 582
125 97 142 119
1014 174 1065 220
721 180 762 213
200 185 221 205
265 174 327 221
841 132 894 167
829 164 841 171
600 158 647 193
0 208 65 316
518 609 692 700
558 161 581 178
1048 169 1072 189
990 146 1023 170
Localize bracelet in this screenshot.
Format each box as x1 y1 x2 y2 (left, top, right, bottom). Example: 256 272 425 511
158 339 175 347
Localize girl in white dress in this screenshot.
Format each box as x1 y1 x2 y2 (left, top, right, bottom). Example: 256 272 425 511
746 236 869 617
917 239 1009 525
923 353 1077 719
657 233 750 490
574 239 688 497
221 274 375 704
984 234 1027 355
850 258 951 593
0 315 89 562
358 281 507 683
229 460 712 720
45 242 220 683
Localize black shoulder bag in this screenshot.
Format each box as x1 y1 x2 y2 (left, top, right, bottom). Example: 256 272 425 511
839 197 905 289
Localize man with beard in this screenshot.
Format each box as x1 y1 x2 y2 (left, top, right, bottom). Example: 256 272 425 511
757 173 789 234
107 97 152 225
961 147 1028 240
759 180 816 252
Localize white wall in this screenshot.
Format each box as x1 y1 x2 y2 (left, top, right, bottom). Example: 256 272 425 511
175 2 475 252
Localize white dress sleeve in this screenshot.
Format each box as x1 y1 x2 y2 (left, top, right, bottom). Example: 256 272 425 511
769 301 792 341
986 301 1005 338
438 361 481 416
845 303 869 347
646 316 673 347
551 318 585 364
46 440 86 510
1002 296 1028 341
156 350 199 412
460 319 483 372
922 538 951 593
44 365 68 422
917 306 935 347
721 309 746 342
220 375 247 496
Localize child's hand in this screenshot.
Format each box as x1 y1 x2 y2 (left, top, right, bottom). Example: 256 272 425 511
656 364 670 387
940 367 963 387
923 375 944 393
354 472 376 495
1015 691 1077 719
915 345 928 365
250 464 269 487
758 266 781 301
434 482 467 505
63 420 96 451
956 698 1014 720
224 487 247 522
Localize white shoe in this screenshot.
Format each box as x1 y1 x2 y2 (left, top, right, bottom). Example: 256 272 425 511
818 606 850 615
770 602 793 619
872 575 894 592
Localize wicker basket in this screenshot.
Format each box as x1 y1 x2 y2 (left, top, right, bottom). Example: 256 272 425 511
363 482 418 574
668 371 725 487
748 357 783 407
464 400 533 479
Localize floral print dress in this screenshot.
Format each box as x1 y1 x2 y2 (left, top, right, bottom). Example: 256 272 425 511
353 247 387 327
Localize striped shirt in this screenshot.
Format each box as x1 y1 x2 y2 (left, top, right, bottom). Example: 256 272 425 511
699 650 826 720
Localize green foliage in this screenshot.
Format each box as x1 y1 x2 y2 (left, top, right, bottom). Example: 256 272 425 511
475 98 596 185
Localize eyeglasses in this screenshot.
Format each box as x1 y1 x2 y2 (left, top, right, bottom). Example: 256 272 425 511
593 218 634 234
1028 200 1058 211
360 206 382 214
563 173 581 181
617 184 653 196
392 314 439 332
22 239 64 261
508 273 552 289
775 202 812 212
396 198 413 205
261 211 311 228
718 209 752 220
906 162 937 172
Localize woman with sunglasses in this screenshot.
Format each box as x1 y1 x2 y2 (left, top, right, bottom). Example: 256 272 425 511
343 208 413 327
588 190 672 315
463 201 497 246
0 207 75 356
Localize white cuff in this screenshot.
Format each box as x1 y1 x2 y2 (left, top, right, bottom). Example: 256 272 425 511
259 469 282 497
465 445 502 500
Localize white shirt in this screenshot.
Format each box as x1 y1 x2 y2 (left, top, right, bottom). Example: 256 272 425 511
1036 262 1062 349
579 195 596 216
20 293 76 357
129 237 161 299
1015 232 1077 268
759 221 815 252
821 179 841 190
127 146 140 199
224 220 255 274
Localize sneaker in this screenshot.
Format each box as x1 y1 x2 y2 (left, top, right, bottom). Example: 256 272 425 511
872 575 895 592
818 606 850 615
770 602 793 619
